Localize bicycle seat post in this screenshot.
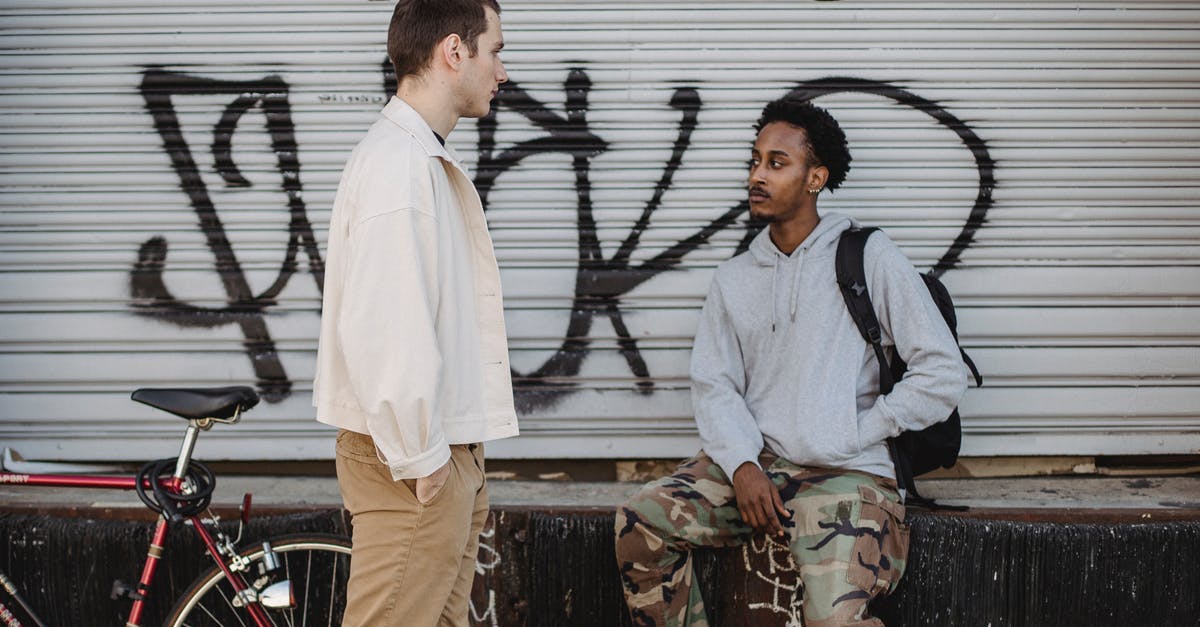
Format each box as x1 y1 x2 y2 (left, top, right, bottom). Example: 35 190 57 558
173 421 204 481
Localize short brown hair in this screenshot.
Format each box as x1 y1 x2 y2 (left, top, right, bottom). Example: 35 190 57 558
387 0 501 84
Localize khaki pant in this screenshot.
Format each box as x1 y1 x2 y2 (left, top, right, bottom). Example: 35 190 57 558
335 430 488 627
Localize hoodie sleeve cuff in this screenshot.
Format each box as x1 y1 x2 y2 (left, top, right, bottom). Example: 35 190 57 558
859 400 900 450
707 448 761 483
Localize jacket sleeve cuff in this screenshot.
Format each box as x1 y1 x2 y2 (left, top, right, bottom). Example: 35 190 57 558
384 438 451 481
859 399 900 450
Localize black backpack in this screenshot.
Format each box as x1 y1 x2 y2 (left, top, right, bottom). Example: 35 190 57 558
835 227 983 508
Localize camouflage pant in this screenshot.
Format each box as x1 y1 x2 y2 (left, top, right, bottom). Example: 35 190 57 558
615 451 909 627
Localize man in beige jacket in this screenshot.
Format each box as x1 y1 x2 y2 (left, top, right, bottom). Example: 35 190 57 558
312 1 517 624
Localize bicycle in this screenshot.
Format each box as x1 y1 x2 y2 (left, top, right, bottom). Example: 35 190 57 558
0 386 351 626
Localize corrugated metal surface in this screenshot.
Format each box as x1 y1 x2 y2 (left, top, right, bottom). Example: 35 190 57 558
1 1 1197 461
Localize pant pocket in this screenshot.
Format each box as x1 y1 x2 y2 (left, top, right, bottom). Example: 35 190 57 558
845 483 910 597
464 443 486 494
411 453 458 507
335 430 384 465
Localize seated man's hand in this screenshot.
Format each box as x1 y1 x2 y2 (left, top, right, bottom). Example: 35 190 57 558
732 462 791 537
403 460 452 505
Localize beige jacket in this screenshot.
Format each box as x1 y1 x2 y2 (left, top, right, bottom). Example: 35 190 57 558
313 97 518 480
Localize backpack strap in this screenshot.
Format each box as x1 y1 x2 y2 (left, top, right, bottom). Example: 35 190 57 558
963 349 983 387
837 227 917 504
835 227 894 394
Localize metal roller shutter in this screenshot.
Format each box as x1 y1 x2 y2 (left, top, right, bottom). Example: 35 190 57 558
1 1 1197 461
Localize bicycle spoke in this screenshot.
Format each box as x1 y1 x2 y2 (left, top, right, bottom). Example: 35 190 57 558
283 608 296 627
276 554 294 627
273 552 295 627
327 551 339 627
216 583 251 627
303 550 313 627
194 598 222 625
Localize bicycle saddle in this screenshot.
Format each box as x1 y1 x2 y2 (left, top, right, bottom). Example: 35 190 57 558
131 386 260 420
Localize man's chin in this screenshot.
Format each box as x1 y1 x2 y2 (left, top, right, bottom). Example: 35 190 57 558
748 207 776 223
462 101 493 119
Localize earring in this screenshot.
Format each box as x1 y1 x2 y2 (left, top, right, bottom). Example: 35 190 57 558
808 187 822 194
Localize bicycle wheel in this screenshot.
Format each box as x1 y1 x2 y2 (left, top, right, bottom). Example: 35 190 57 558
164 533 351 627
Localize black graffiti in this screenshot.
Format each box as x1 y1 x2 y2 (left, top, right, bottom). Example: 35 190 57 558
134 69 325 402
473 71 992 411
776 77 995 277
474 71 741 412
131 64 990 409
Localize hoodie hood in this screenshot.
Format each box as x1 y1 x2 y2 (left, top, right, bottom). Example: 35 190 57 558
749 212 856 266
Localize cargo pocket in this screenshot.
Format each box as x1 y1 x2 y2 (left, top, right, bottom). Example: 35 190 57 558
845 483 910 597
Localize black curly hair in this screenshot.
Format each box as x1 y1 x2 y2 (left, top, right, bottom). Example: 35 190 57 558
754 96 852 191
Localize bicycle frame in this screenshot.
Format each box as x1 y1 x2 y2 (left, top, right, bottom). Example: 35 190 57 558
0 419 275 627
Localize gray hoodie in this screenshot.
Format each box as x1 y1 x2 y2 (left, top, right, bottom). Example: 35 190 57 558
691 212 969 480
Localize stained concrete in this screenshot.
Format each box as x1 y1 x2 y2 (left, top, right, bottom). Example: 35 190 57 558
1 474 1197 514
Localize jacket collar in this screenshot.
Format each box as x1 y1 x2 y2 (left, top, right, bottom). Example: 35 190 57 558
380 96 465 168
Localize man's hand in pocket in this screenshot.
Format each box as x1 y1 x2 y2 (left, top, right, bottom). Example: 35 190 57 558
403 460 452 505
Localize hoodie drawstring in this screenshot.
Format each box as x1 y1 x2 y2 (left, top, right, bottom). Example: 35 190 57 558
771 249 804 330
752 214 854 332
771 258 778 333
790 249 802 322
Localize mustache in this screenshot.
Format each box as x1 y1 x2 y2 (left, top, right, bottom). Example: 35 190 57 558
748 185 770 197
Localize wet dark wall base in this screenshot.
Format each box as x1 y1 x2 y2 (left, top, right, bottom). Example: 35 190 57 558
2 509 1196 626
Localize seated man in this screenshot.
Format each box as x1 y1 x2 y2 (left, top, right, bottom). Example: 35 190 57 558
614 96 969 627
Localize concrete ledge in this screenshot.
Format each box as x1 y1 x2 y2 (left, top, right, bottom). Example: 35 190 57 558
3 475 1198 520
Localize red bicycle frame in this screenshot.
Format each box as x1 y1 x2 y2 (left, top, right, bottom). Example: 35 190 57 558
0 421 274 627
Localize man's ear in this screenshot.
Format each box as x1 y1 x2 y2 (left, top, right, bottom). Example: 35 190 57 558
440 33 466 70
810 164 830 191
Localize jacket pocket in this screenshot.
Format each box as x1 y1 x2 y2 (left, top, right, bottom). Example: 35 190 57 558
845 483 910 597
